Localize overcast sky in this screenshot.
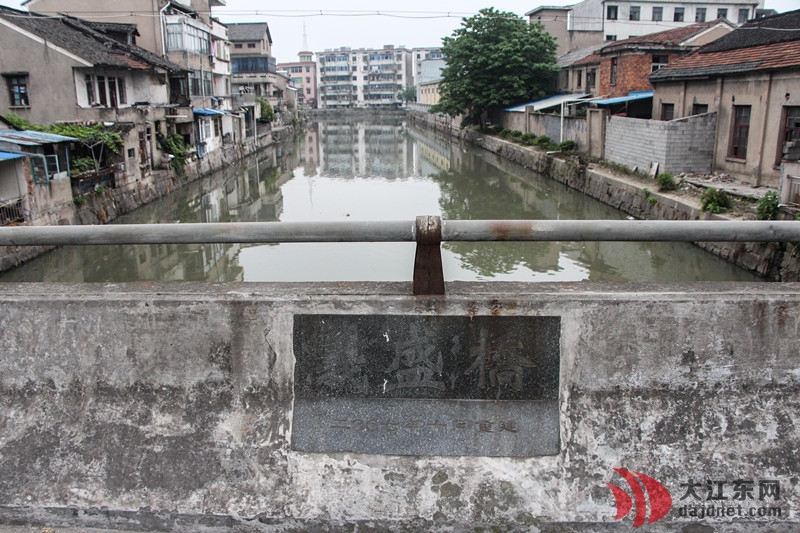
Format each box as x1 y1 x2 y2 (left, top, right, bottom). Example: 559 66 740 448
0 0 796 63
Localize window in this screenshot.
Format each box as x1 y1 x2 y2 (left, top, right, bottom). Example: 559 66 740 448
730 105 751 159
165 22 210 54
651 54 669 72
674 7 684 21
188 70 212 96
661 103 674 121
247 43 256 48
85 74 126 107
784 107 800 144
693 103 709 115
629 6 640 20
738 8 749 23
305 66 310 72
234 44 243 49
717 8 728 20
607 5 618 20
5 75 29 106
306 77 311 83
652 6 663 21
606 34 617 41
306 88 311 95
695 7 706 22
587 69 597 88
610 58 618 86
127 148 135 159
576 70 583 88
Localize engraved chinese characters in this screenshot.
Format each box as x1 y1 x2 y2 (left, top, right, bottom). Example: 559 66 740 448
292 315 560 457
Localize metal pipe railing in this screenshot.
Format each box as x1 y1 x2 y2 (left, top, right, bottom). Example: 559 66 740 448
3 217 800 295
2 219 800 246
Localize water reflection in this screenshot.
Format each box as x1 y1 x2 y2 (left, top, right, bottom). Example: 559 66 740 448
0 117 761 283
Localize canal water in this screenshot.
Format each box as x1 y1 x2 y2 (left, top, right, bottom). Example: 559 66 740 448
0 117 760 283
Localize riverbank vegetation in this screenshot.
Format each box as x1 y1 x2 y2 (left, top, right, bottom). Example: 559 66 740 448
431 8 558 128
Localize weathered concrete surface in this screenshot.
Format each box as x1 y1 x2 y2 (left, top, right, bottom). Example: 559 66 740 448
1 282 800 531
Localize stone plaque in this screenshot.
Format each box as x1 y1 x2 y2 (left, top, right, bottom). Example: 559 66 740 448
291 315 560 457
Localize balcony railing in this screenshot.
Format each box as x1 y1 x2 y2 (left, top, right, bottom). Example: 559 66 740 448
0 196 24 226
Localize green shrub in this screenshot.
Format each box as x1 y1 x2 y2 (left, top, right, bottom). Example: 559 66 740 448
701 188 732 214
70 157 96 174
556 140 577 152
756 191 780 220
499 128 513 138
156 132 191 175
510 130 523 139
520 132 537 145
489 125 503 135
656 172 678 191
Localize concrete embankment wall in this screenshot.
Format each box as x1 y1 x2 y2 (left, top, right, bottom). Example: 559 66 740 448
407 109 800 282
1 282 799 532
0 128 294 273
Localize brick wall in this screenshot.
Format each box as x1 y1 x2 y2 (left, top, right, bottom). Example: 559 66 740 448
599 52 684 99
604 113 716 174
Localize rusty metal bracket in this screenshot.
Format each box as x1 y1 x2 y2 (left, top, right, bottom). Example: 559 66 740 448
413 215 445 296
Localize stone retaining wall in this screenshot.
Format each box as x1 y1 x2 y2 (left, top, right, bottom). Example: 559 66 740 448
408 109 800 281
0 127 295 273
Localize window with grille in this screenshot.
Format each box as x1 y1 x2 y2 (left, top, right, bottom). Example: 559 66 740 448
5 75 29 107
630 6 640 20
652 6 663 21
695 7 706 22
607 5 618 20
674 7 685 21
730 105 751 159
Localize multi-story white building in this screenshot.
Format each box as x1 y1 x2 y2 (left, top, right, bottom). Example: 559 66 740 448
317 45 413 108
410 47 444 86
527 0 763 55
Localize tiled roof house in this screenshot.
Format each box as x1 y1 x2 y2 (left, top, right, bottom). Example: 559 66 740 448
649 9 800 186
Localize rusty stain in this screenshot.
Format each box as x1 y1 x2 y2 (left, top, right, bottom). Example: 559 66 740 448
488 221 534 241
466 302 478 320
413 216 445 296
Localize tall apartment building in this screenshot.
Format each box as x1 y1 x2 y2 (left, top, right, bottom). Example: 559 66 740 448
317 45 413 109
527 0 763 55
278 51 318 108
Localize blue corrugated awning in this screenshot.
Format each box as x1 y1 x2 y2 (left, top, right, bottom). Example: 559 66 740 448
193 108 226 116
0 151 26 161
0 130 77 146
592 91 654 105
505 93 590 112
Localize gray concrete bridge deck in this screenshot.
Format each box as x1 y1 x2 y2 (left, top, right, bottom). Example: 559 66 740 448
1 281 800 532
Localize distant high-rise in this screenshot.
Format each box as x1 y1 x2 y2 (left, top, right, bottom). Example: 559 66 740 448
317 45 413 109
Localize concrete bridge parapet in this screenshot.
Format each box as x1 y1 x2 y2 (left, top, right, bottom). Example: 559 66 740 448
1 282 799 531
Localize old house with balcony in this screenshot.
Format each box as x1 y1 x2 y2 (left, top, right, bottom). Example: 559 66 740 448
649 8 800 188
0 6 193 191
23 0 237 152
0 117 77 228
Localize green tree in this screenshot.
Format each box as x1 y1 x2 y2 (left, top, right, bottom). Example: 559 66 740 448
430 8 558 128
256 97 276 122
398 87 417 104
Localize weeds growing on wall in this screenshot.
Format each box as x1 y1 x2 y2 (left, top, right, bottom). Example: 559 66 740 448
756 191 780 220
701 188 732 214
